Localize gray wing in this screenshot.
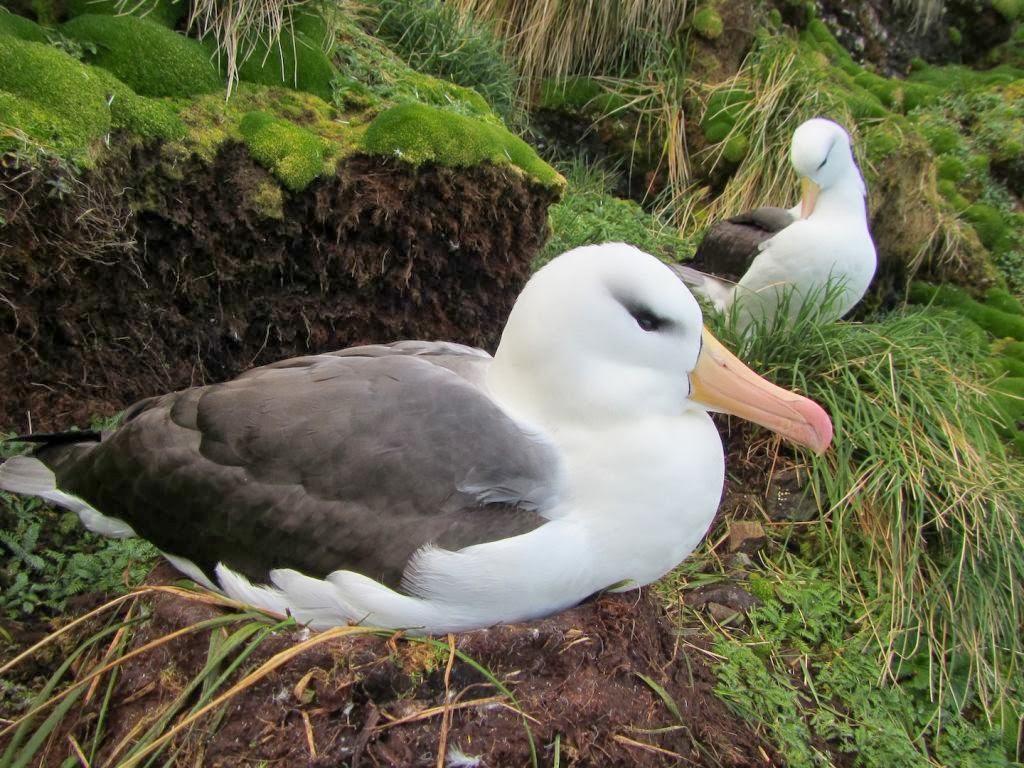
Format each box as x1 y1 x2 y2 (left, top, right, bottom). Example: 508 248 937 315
692 206 797 282
39 344 563 588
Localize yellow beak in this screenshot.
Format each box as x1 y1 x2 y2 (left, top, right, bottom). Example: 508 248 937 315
689 328 833 454
800 176 821 218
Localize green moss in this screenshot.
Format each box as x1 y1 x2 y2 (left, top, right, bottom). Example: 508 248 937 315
61 14 221 97
32 0 60 25
0 10 50 42
919 123 963 155
238 110 327 191
692 6 724 40
937 179 969 209
992 0 1023 21
986 288 1024 315
234 30 336 101
0 34 183 162
701 87 752 142
936 155 967 183
65 0 186 28
963 203 1011 251
722 131 749 163
538 77 628 115
910 283 1024 340
362 102 562 188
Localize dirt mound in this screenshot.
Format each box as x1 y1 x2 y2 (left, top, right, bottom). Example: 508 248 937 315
16 572 770 768
0 144 556 432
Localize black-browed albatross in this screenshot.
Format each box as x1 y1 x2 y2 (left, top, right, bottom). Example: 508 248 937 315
677 117 877 331
0 244 832 633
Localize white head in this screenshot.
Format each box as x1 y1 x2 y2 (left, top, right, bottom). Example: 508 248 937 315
790 118 866 215
489 243 832 452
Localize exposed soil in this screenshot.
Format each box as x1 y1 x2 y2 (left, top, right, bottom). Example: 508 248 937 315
8 566 773 768
0 143 556 432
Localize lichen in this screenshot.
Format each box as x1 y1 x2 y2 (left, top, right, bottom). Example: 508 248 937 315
238 110 327 191
362 102 562 188
61 14 222 97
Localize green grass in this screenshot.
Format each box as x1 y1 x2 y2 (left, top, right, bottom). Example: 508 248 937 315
368 0 519 121
539 158 694 265
708 302 1024 754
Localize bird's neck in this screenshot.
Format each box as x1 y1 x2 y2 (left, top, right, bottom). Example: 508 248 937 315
814 174 868 220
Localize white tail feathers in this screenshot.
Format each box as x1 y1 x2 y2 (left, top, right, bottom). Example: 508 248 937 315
0 455 137 538
0 455 57 495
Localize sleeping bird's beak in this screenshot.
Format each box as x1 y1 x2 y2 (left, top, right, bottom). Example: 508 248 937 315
800 176 821 218
689 327 833 454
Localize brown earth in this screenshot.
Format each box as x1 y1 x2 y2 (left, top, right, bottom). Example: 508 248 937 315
6 567 774 768
0 144 556 432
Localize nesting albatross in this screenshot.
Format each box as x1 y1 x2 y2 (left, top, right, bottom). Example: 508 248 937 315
678 117 877 331
0 244 831 633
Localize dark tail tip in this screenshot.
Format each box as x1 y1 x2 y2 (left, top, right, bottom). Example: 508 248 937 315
8 430 102 446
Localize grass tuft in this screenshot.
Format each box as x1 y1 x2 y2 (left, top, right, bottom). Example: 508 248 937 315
711 303 1024 740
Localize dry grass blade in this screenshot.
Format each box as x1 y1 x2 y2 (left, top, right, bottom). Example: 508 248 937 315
116 624 382 768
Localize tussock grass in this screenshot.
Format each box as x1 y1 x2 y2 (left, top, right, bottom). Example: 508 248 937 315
367 0 519 121
453 0 689 92
691 33 857 227
712 301 1024 734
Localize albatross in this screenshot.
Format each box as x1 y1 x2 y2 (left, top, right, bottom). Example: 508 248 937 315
677 117 876 331
0 244 832 633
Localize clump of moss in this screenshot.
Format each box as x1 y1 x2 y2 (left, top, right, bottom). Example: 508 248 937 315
238 110 327 191
61 14 221 97
701 87 752 143
0 10 50 42
910 283 1024 340
992 0 1023 21
537 77 628 115
0 34 183 162
234 29 336 101
65 0 186 28
362 102 562 188
692 6 724 40
722 131 749 163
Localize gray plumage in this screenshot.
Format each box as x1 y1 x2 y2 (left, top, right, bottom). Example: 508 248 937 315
32 341 562 589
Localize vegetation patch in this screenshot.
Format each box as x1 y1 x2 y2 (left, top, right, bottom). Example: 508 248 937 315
64 0 187 28
363 102 562 188
0 34 183 163
0 9 49 41
239 109 327 191
234 28 336 101
61 13 222 97
368 0 517 120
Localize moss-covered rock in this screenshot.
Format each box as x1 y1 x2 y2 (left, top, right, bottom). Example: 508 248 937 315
238 110 327 192
0 9 50 41
234 29 336 101
64 0 186 28
363 102 562 188
61 14 221 97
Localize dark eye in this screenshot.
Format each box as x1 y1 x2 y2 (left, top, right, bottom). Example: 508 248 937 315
816 156 828 171
632 307 667 332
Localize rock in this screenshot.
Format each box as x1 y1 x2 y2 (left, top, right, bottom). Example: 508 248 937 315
766 468 820 522
727 520 767 554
